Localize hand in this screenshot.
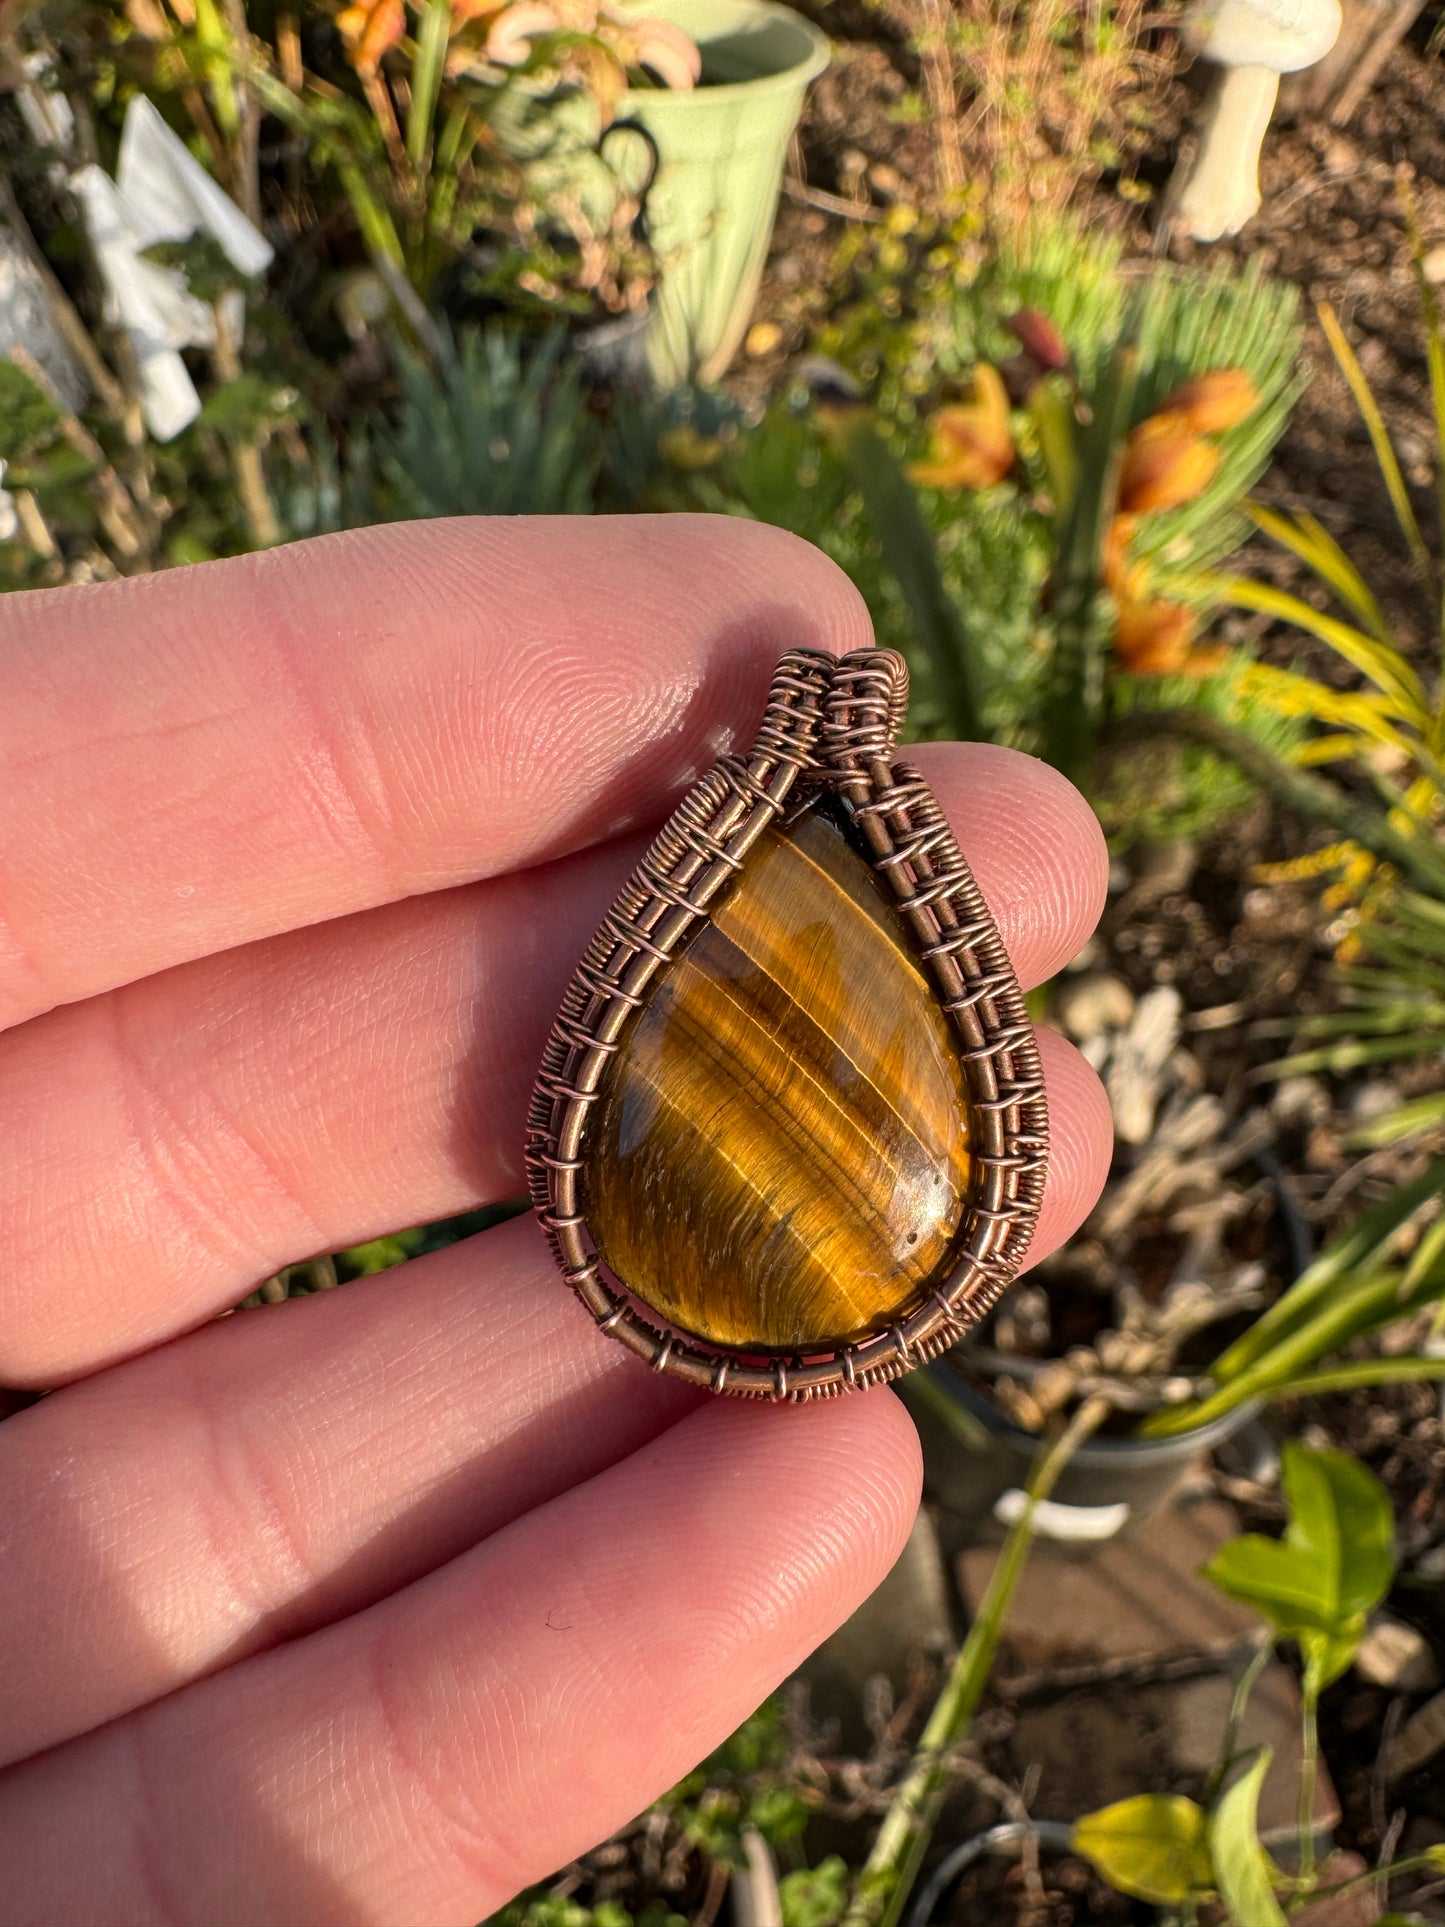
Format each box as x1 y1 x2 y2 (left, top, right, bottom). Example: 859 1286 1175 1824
0 518 1111 1926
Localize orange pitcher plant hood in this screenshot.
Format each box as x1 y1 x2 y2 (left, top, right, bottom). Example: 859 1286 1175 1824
909 364 1017 491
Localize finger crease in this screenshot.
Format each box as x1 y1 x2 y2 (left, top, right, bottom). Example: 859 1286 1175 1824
258 575 409 899
125 1717 189 1927
107 998 326 1282
363 1621 524 1902
184 1367 321 1639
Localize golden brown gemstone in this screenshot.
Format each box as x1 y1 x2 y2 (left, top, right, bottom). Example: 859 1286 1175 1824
582 800 974 1352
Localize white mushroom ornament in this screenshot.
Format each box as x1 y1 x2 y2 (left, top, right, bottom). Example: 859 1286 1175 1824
1174 0 1343 242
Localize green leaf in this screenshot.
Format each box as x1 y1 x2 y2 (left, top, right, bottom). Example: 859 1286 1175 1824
779 1858 850 1927
407 0 453 167
1253 1354 1445 1401
198 374 293 439
821 405 988 742
142 231 248 303
1205 1534 1336 1628
0 360 63 460
1203 1445 1394 1681
1346 1091 1445 1149
1248 503 1391 643
1318 301 1434 584
1209 1751 1287 1927
1282 1441 1396 1622
1220 574 1430 726
1209 1163 1445 1384
1040 331 1136 786
1072 1794 1214 1904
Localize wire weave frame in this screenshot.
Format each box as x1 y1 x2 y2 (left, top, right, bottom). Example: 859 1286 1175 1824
525 648 1049 1400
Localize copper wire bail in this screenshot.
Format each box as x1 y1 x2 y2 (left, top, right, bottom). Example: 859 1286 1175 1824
524 648 1049 1401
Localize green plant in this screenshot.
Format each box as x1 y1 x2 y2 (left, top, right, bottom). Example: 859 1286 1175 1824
355 325 598 518
1142 1158 1445 1436
111 0 672 318
795 219 1304 822
1269 886 1445 1144
1138 185 1445 912
661 1695 817 1867
1070 1447 1445 1923
841 1397 1108 1927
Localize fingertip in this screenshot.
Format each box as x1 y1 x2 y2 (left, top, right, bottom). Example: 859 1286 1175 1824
1027 1024 1114 1267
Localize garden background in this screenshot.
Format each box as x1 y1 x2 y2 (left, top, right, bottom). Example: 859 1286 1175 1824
2 1 1445 1920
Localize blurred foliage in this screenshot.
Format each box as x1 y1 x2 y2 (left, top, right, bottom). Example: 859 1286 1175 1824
1208 193 1445 944
1144 1158 1445 1434
110 0 660 312
1074 1447 1425 1921
914 0 1170 221
692 215 1305 839
662 1695 818 1866
357 326 599 518
496 1896 687 1927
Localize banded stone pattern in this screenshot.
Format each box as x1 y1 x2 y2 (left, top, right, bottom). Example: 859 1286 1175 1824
582 799 974 1352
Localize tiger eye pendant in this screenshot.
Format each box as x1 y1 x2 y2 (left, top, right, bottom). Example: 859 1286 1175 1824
526 648 1047 1399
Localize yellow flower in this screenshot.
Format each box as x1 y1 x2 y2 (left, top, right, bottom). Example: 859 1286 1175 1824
1117 416 1221 516
909 364 1016 492
1155 369 1259 436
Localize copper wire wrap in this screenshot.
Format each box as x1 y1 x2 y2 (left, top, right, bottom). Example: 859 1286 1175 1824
525 647 1049 1400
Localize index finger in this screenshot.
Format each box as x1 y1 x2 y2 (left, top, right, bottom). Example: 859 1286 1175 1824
0 517 871 1030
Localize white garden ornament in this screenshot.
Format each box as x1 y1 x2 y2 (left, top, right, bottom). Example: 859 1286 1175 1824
70 97 272 441
1175 0 1343 242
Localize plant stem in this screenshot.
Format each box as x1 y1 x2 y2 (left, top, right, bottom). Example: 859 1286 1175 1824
1205 1634 1273 1808
210 300 279 549
220 0 264 224
1298 1684 1319 1886
842 1395 1109 1927
1308 1847 1444 1908
9 347 152 569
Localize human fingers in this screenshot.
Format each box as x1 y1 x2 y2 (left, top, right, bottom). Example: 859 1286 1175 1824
0 1027 1106 1765
0 742 1106 1383
0 516 870 1032
0 1396 921 1927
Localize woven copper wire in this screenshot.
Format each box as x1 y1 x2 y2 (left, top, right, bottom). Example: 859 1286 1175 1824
525 648 1049 1400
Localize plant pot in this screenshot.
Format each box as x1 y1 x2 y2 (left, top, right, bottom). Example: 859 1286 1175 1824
614 0 829 386
903 1360 1265 1560
492 2 826 385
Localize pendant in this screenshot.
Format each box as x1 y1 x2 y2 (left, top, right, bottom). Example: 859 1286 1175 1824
526 648 1047 1399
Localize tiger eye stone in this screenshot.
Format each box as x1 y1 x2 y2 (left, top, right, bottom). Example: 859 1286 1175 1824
582 800 974 1352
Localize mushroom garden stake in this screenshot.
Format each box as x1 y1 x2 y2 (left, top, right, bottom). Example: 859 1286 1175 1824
1174 0 1343 241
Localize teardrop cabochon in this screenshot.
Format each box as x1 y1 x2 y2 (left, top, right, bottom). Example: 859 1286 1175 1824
526 649 1048 1400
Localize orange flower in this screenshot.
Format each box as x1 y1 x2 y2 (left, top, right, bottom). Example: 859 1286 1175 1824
1113 595 1197 675
336 0 404 73
1155 369 1259 436
1117 416 1220 515
909 364 1016 491
1102 512 1150 603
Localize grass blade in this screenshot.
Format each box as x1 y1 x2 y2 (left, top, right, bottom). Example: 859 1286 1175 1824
406 0 452 169
1318 300 1433 585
